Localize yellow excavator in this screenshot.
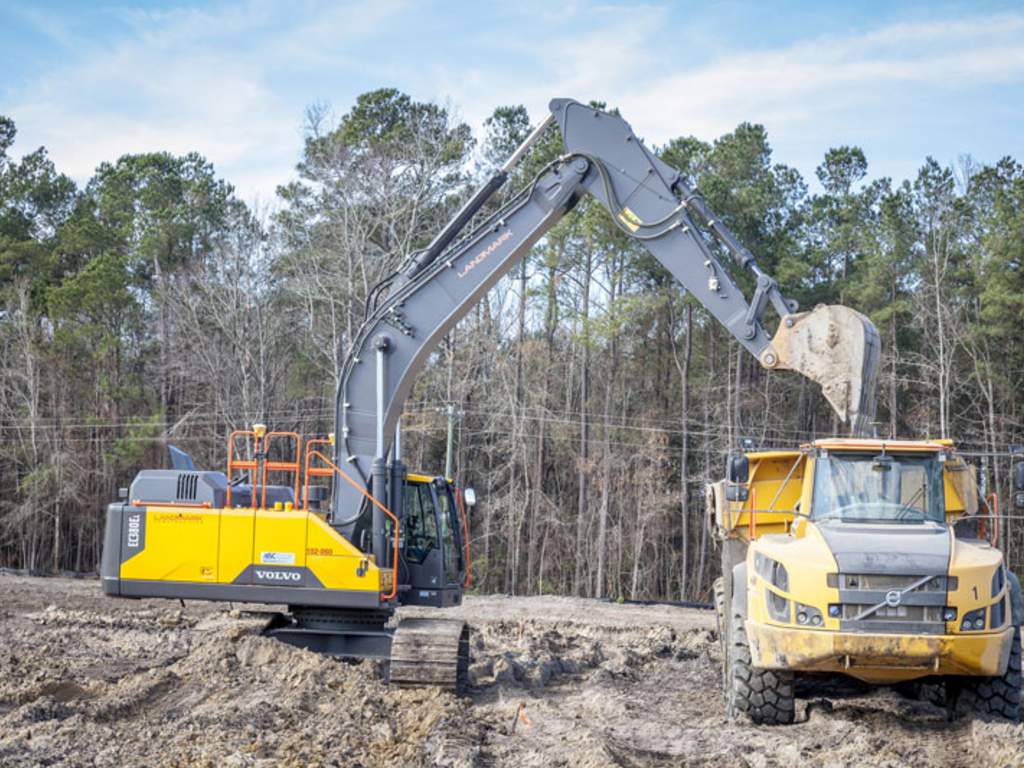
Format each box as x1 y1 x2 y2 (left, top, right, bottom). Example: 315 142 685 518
101 99 881 691
711 440 1022 723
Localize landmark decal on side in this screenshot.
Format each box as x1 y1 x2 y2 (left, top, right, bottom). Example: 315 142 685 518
457 230 512 279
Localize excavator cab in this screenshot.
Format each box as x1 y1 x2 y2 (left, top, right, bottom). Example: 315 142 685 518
398 474 469 607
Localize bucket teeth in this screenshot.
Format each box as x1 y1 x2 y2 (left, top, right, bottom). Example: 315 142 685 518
768 305 880 435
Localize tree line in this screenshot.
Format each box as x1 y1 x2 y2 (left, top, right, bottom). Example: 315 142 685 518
1 90 1022 600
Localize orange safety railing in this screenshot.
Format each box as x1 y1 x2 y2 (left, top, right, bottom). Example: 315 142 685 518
260 431 301 509
302 437 335 510
305 448 399 601
455 486 471 588
226 430 302 510
226 430 260 508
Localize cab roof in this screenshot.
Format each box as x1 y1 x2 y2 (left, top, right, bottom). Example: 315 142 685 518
808 437 953 453
743 439 955 462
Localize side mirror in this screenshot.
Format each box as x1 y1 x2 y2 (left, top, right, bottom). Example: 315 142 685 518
727 454 749 485
463 487 477 508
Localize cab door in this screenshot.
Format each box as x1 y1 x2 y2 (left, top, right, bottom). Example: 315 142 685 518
398 478 464 607
435 481 466 587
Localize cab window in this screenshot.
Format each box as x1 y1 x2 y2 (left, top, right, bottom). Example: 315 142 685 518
811 452 945 524
436 485 462 583
402 482 438 563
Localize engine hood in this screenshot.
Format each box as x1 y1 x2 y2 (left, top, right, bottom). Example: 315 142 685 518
815 521 951 575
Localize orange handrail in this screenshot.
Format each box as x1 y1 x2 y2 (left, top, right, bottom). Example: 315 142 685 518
305 449 399 601
455 486 471 588
226 430 260 508
302 438 334 509
260 431 301 509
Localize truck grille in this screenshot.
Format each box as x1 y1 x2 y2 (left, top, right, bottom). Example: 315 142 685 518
828 573 957 591
832 572 949 635
840 604 945 622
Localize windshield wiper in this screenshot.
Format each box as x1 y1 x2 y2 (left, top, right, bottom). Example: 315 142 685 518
894 485 927 521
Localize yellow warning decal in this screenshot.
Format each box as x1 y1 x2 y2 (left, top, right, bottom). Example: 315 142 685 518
617 207 643 232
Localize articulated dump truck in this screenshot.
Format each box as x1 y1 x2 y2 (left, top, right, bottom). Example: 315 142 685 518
710 439 1021 724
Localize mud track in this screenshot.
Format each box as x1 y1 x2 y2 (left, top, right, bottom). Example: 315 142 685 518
1 575 1021 766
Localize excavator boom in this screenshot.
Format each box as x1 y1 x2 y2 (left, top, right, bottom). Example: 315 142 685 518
333 98 881 551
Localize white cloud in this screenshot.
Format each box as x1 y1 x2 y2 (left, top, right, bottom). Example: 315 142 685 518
5 2 1024 203
619 13 1024 141
429 10 1024 144
415 7 1024 189
4 0 408 204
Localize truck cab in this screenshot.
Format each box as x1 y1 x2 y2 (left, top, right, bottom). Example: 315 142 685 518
711 438 1021 724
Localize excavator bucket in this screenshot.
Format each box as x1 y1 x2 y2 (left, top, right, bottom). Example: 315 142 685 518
768 305 880 435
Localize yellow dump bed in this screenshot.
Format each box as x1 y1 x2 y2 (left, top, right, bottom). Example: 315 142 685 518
710 439 978 542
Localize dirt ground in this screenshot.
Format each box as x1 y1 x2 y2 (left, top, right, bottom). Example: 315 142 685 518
1 575 1023 767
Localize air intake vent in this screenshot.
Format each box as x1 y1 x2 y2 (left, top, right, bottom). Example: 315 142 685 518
176 473 199 500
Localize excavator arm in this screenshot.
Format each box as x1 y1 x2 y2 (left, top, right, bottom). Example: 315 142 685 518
332 98 880 559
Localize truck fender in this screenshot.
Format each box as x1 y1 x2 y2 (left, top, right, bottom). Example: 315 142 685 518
1008 570 1023 627
731 562 748 620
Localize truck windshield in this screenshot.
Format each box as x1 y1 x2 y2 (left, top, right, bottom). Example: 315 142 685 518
811 453 945 524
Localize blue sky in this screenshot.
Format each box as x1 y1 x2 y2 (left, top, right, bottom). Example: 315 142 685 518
2 1 1023 204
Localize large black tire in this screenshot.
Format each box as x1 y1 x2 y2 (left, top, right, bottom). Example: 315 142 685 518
958 625 1021 721
728 610 795 725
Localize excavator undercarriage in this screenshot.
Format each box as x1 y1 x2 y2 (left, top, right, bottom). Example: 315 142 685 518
266 610 470 692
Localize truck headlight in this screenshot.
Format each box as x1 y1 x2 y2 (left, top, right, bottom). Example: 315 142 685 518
960 607 986 631
795 602 823 626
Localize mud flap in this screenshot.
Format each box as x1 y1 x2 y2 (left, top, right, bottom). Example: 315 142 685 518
767 305 880 435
